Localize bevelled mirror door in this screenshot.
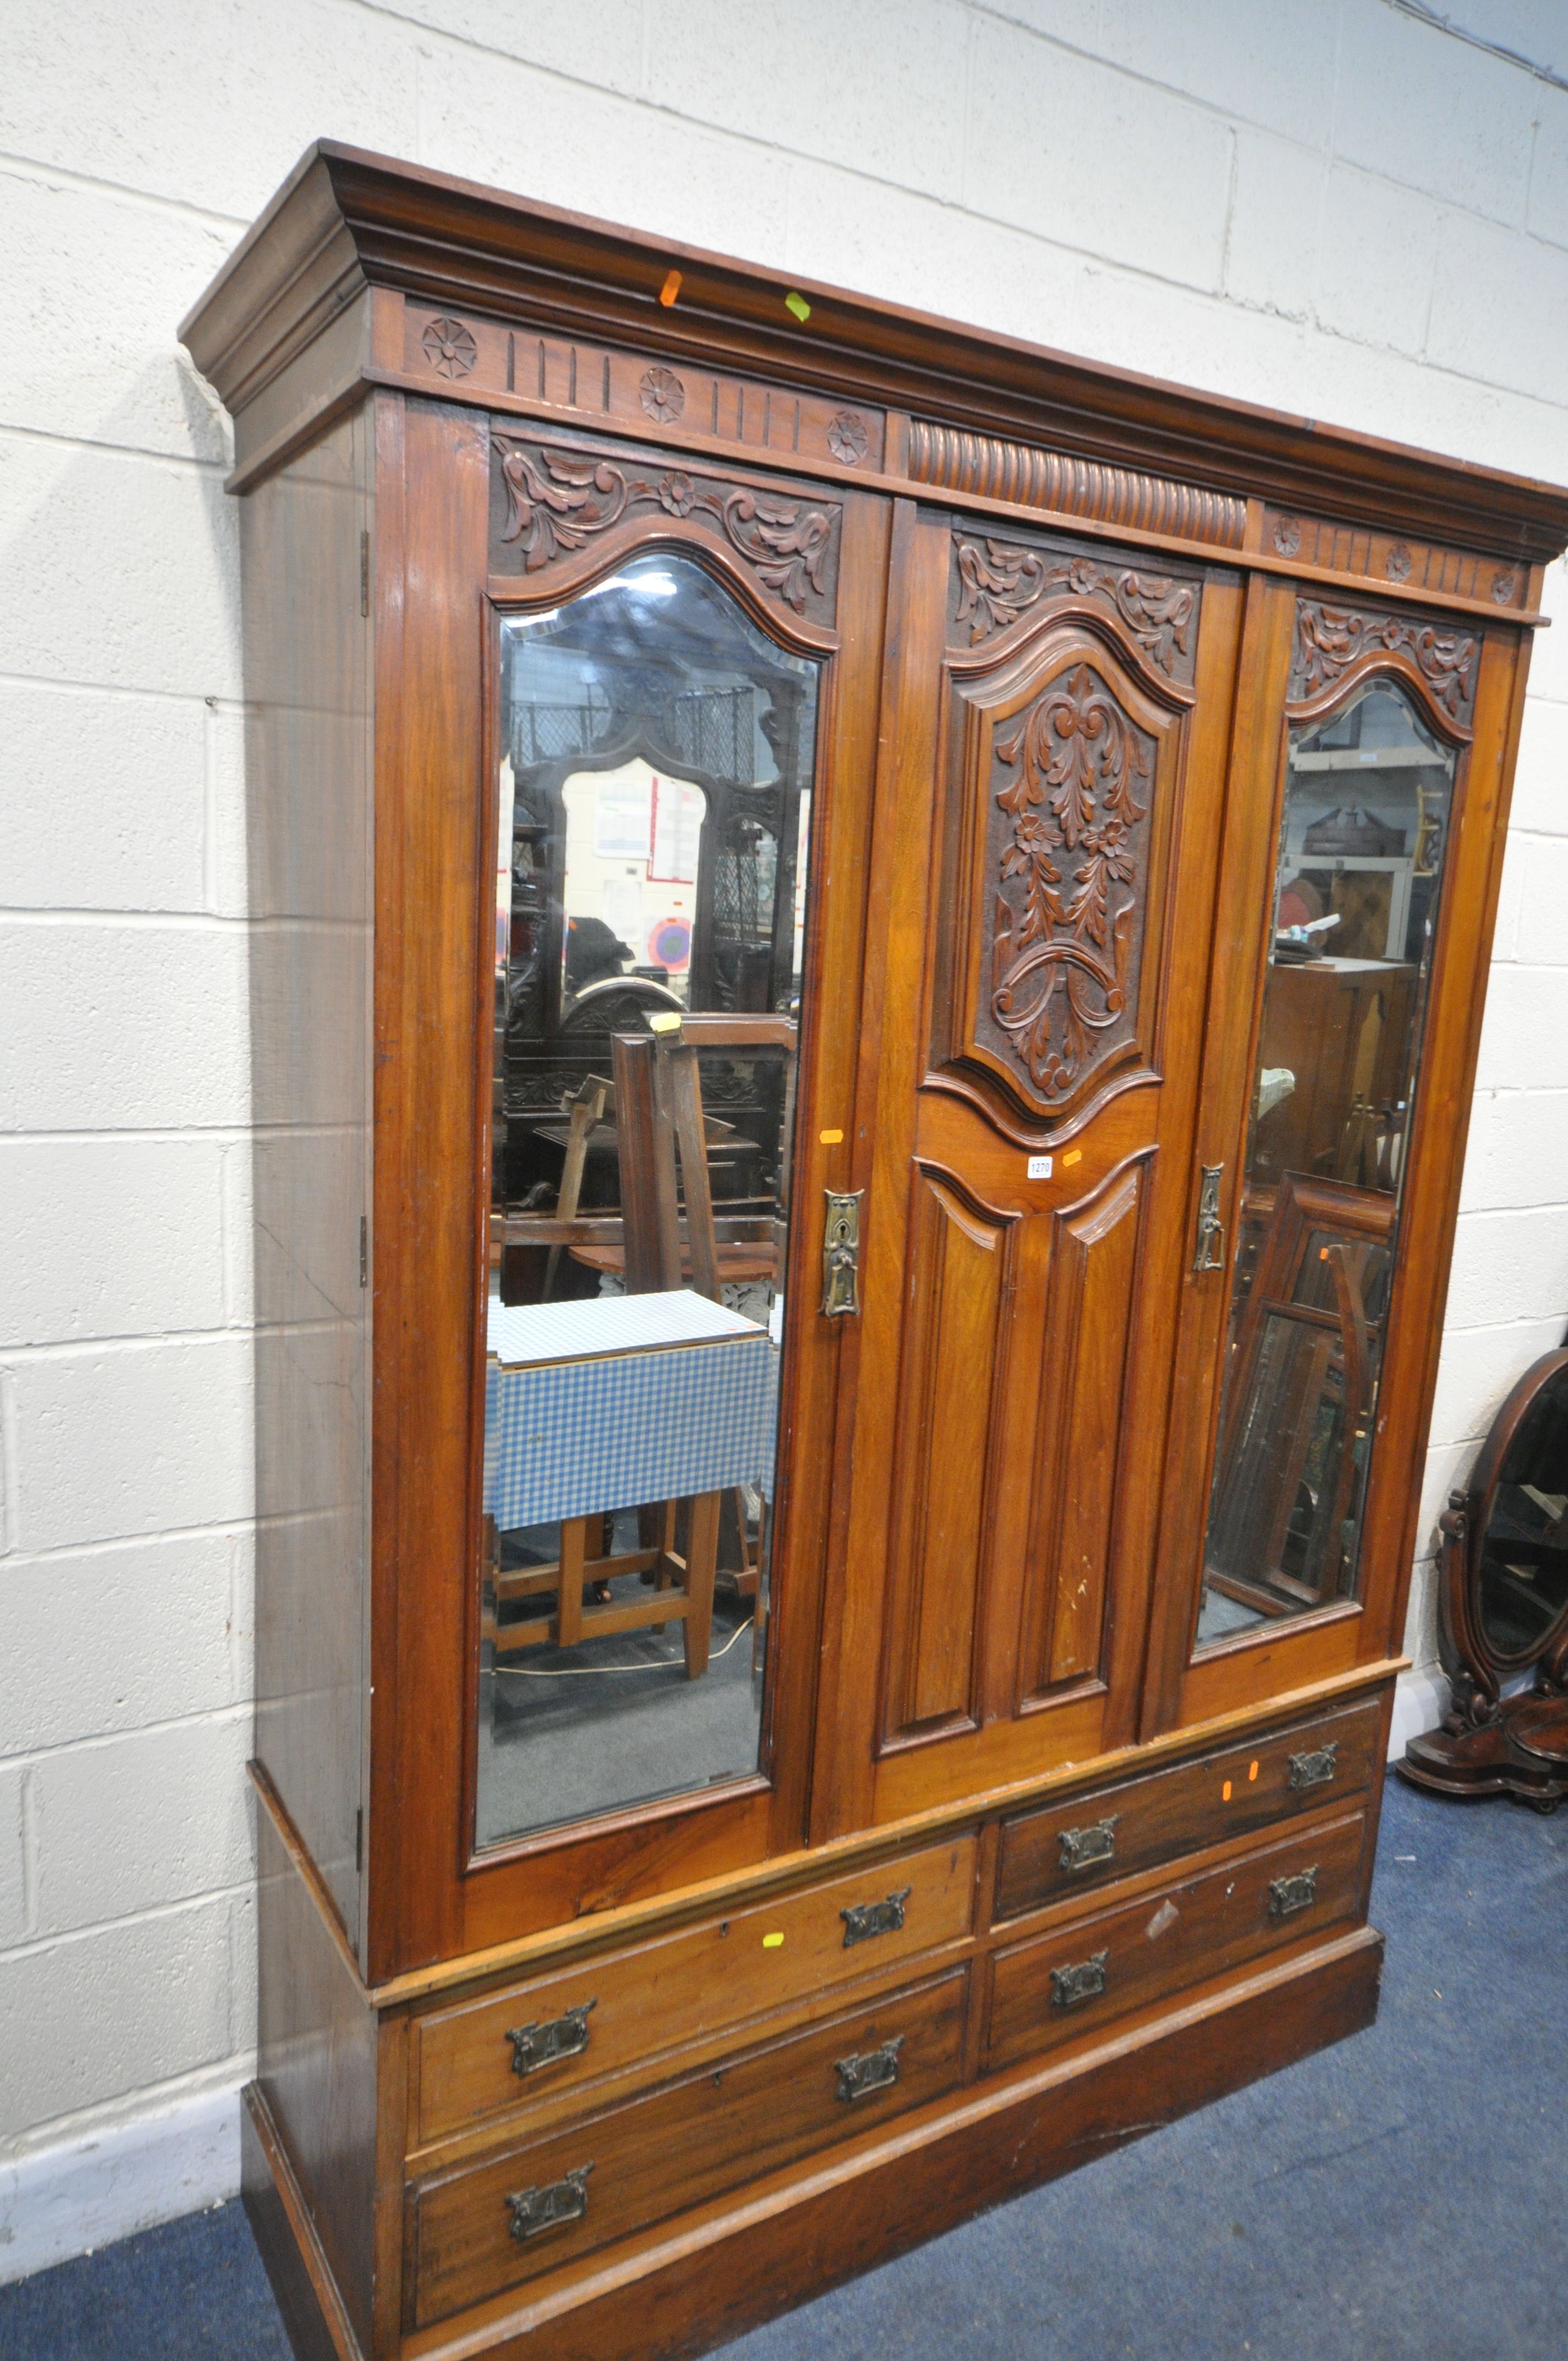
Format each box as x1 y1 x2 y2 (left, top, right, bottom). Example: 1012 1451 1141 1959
1197 665 1463 1647
478 547 820 1849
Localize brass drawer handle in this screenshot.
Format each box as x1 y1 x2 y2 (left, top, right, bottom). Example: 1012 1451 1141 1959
1287 1742 1339 1793
505 1999 596 2077
1049 1949 1109 2010
840 1885 911 1948
1268 1867 1319 1919
835 2036 904 2102
505 2162 593 2243
1058 1815 1118 1874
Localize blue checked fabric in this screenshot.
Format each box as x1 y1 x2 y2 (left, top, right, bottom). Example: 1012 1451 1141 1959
483 1332 778 1528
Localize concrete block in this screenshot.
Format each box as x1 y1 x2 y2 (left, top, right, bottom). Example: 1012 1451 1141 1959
1425 211 1568 410
0 1896 237 2141
0 167 235 465
979 0 1337 147
1445 1205 1568 1329
204 703 249 920
1472 964 1568 1094
0 437 241 702
8 1335 255 1554
1075 265 1309 418
1512 833 1568 963
1509 694 1568 835
375 0 644 94
417 45 790 270
1223 130 1325 321
0 682 208 915
1401 1554 1441 1675
1427 1315 1565 1451
644 0 971 204
0 1531 248 1755
1524 564 1568 703
967 18 1234 290
0 921 249 1133
0 2075 242 2287
1528 83 1568 250
0 1138 227 1347
31 1714 252 1940
0 0 418 224
782 161 1081 351
1313 163 1442 356
0 1769 25 1951
1333 0 1536 225
1460 1087 1568 1212
1414 1439 1477 1566
1490 828 1526 963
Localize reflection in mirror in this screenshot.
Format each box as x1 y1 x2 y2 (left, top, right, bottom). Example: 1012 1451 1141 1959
1198 680 1457 1647
477 552 819 1849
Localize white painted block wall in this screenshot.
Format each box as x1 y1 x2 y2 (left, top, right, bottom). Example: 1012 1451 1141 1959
3 0 1567 2277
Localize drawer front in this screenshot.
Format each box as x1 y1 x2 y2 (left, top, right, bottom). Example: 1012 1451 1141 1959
413 1835 976 2148
409 1965 969 2329
994 1696 1381 1922
985 1811 1364 2077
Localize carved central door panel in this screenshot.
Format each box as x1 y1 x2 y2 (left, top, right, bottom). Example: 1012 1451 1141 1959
813 504 1243 1834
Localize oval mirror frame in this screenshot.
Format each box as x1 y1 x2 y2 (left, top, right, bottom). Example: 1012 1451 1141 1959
1400 1347 1568 1810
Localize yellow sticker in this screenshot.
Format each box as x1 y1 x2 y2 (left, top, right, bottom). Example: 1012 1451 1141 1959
785 290 812 323
820 1128 844 1145
763 1932 785 1949
1061 1149 1082 1167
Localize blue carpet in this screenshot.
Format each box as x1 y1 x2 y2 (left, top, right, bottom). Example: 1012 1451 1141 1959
3 1776 1562 2360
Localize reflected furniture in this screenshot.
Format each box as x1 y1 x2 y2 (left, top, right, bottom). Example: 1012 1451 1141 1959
1400 1349 1568 1811
182 145 1568 2361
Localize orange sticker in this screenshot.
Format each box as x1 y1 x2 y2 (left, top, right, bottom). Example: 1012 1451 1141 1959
1249 1760 1259 1782
659 269 683 307
1222 1780 1232 1802
1061 1149 1082 1167
820 1128 844 1145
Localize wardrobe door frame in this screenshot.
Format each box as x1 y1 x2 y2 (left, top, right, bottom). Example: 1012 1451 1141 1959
1141 574 1535 1738
366 394 891 1980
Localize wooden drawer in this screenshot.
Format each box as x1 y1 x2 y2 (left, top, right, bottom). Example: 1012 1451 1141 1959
994 1695 1381 1922
412 1834 976 2148
984 1810 1365 2077
407 1964 969 2329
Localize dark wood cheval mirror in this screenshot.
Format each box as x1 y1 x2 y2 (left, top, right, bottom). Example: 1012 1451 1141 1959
1400 1349 1568 1811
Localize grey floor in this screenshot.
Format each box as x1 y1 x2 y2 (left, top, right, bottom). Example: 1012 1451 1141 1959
3 1772 1562 2361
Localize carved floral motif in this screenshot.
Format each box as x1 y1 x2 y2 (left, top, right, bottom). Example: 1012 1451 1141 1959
1273 515 1302 558
989 663 1152 1101
954 536 1196 678
1385 542 1413 583
421 315 477 379
639 365 685 423
492 438 837 616
1491 568 1518 605
1291 600 1477 723
827 410 870 465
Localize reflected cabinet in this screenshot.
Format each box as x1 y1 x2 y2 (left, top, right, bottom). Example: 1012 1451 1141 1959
182 145 1568 2361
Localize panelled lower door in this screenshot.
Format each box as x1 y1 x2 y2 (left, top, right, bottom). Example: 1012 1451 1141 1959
812 501 1243 1834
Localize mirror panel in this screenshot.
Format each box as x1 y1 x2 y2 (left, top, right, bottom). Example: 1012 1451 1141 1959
1198 679 1457 1646
478 552 819 1848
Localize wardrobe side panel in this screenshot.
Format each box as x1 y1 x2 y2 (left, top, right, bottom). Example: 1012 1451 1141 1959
244 405 374 1951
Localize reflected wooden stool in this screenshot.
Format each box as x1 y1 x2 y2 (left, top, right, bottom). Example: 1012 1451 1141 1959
483 1496 720 1678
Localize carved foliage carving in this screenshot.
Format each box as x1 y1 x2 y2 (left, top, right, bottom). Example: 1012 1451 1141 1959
987 663 1154 1106
1292 600 1477 725
491 437 838 619
954 535 1197 679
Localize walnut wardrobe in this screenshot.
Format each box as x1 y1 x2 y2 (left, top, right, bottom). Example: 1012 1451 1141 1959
180 143 1568 2361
